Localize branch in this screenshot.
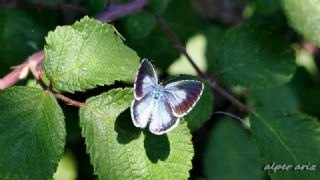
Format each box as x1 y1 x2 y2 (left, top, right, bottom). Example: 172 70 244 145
0 51 44 89
0 0 148 90
1 0 87 13
0 0 149 108
96 0 148 22
152 13 252 113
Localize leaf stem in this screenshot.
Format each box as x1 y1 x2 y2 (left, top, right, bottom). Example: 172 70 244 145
152 12 252 113
53 93 84 107
0 0 149 108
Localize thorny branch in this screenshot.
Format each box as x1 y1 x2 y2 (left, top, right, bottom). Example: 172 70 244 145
0 0 252 112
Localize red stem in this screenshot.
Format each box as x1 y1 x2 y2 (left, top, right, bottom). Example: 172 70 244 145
0 0 251 112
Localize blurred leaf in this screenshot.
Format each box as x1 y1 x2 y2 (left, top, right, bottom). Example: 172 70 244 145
53 151 78 180
255 0 281 15
79 88 194 179
123 12 156 39
289 66 320 118
148 0 169 13
251 108 320 179
123 0 200 71
294 45 317 75
44 16 140 93
119 0 168 39
203 118 265 180
219 21 296 88
289 66 314 96
0 86 66 179
205 25 226 74
168 34 207 76
281 0 320 47
300 88 320 119
251 84 299 111
0 9 45 77
82 0 107 15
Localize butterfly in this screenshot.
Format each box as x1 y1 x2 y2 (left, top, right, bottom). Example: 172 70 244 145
130 59 204 135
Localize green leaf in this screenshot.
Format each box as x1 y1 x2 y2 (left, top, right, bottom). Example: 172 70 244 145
281 0 320 47
256 0 281 15
251 108 320 179
165 75 213 132
219 21 296 88
79 88 194 179
205 25 226 74
251 84 299 111
0 9 45 77
44 16 140 93
123 12 156 39
204 118 265 180
148 0 169 13
0 86 66 179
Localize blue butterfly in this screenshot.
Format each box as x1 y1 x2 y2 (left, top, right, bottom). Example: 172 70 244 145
131 59 204 135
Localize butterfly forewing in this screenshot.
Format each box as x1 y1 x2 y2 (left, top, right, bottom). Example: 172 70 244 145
131 59 204 135
149 96 179 135
164 80 204 117
134 59 158 100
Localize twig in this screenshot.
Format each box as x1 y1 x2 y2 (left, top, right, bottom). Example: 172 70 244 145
0 0 148 108
0 0 148 89
152 13 252 113
1 0 87 13
0 51 44 89
96 0 147 22
53 93 84 107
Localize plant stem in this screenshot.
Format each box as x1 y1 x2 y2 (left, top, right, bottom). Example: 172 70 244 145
1 0 87 13
0 0 252 113
97 0 147 22
152 13 252 113
0 0 148 107
0 51 44 89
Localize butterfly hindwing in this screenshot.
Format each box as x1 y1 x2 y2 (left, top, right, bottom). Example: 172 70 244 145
131 94 154 128
131 59 204 135
149 96 179 135
134 59 158 100
163 80 204 117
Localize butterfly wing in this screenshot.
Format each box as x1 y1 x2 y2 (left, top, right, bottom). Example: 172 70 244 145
163 80 204 117
149 96 179 135
131 94 155 128
134 59 158 100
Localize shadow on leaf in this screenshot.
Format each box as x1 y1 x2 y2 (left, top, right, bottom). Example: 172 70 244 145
144 131 170 163
115 108 141 144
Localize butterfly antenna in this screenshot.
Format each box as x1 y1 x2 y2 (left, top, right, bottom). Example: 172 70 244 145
214 111 245 123
162 74 182 84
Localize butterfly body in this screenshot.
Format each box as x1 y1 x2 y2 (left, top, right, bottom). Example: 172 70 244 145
151 84 164 99
131 59 204 135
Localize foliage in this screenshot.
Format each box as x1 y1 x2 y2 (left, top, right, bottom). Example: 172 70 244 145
1 0 320 179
